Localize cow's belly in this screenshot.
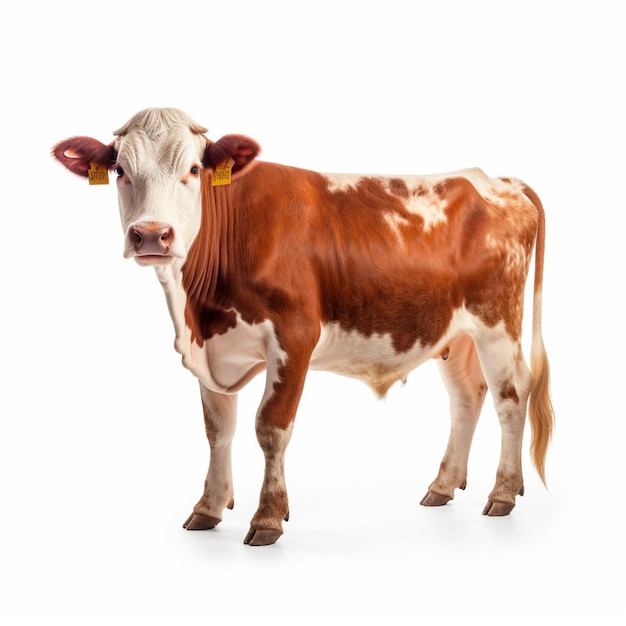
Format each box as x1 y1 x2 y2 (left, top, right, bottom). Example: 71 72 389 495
310 321 447 395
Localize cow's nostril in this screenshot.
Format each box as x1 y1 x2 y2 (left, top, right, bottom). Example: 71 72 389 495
132 229 143 244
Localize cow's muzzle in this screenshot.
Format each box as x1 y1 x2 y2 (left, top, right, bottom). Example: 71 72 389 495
125 221 176 265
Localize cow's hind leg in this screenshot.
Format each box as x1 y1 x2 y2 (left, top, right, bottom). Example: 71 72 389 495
474 327 531 516
183 384 237 530
421 334 488 507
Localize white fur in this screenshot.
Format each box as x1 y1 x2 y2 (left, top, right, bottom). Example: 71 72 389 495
323 173 363 193
114 120 206 261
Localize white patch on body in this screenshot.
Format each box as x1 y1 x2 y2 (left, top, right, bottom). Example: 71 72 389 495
383 212 410 247
470 318 527 389
400 177 448 230
323 173 364 193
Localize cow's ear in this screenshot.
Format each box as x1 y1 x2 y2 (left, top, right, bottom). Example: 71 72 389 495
52 137 117 178
203 135 261 175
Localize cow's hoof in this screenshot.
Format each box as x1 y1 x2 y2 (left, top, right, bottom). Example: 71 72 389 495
243 528 283 546
482 500 515 516
420 490 453 506
183 513 221 530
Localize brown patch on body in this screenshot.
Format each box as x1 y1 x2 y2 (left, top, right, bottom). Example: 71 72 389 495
499 380 520 403
388 177 410 198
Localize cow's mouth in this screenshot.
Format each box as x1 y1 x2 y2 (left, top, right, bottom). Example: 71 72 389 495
132 254 174 267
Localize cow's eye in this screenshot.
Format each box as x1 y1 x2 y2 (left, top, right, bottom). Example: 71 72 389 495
190 165 199 176
115 166 124 177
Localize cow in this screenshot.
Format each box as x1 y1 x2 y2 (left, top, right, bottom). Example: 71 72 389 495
52 107 554 546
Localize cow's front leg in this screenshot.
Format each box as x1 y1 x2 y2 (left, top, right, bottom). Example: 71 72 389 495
243 420 294 546
183 384 237 530
244 341 312 546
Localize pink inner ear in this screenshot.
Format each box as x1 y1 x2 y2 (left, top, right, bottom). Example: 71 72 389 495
63 148 82 159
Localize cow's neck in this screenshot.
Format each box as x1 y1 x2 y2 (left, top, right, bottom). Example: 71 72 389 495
182 179 237 346
184 182 229 302
151 180 237 391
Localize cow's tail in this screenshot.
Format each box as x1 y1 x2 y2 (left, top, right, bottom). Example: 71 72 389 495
524 184 555 486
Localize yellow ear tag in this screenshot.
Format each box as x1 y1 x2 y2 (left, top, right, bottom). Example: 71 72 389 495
212 158 235 186
88 162 109 185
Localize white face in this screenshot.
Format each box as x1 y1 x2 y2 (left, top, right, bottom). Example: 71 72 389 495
113 126 206 266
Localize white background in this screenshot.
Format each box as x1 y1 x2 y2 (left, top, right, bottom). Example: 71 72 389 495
1 1 624 624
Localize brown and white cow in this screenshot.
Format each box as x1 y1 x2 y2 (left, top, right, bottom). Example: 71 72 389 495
52 107 554 546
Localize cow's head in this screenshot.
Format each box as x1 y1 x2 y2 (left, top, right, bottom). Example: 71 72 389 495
52 108 260 266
